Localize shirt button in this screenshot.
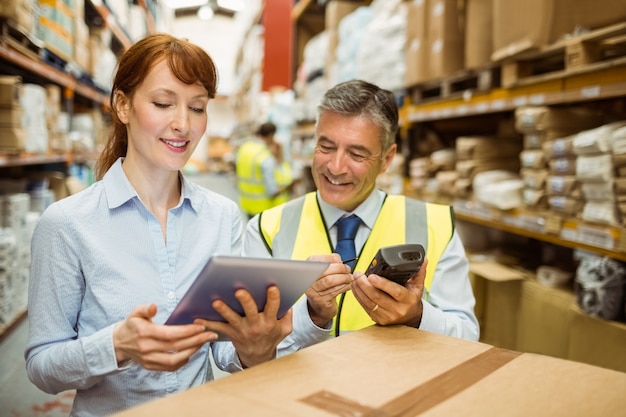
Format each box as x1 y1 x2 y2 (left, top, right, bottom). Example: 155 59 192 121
167 291 175 300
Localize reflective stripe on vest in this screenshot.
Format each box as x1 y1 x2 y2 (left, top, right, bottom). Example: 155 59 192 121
236 141 273 214
259 192 455 333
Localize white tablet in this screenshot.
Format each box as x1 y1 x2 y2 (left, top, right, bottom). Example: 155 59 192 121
165 255 329 326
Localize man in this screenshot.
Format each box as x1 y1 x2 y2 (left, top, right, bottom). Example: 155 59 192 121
243 80 479 353
235 122 293 217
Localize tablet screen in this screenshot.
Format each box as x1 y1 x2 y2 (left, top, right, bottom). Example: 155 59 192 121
165 256 329 325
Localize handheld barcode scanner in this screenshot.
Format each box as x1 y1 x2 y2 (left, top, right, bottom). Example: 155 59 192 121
365 244 425 285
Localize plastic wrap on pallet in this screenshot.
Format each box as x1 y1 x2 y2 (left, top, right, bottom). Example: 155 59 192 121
0 228 18 328
575 253 626 321
336 6 372 83
356 0 407 92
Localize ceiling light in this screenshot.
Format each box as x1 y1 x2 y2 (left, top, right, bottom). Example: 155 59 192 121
217 0 245 12
161 0 207 9
197 4 215 20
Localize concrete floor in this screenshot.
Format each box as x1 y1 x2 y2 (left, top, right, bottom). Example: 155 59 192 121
0 172 240 417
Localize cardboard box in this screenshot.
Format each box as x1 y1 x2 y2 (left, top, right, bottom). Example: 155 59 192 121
427 0 464 79
469 261 525 349
0 0 36 33
325 0 362 31
456 136 522 160
0 126 25 151
465 0 493 69
516 278 576 359
113 326 626 417
0 76 23 108
0 107 25 127
492 0 626 60
514 106 604 134
568 307 626 373
456 158 520 179
405 0 429 86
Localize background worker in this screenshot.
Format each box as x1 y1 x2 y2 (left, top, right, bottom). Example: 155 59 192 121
242 80 479 355
235 121 294 217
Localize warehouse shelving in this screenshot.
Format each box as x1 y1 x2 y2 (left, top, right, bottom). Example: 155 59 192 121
0 0 156 170
402 51 626 261
402 66 626 125
0 42 109 107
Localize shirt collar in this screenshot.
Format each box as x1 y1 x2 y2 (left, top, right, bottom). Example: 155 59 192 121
102 157 199 212
317 188 386 230
102 158 137 209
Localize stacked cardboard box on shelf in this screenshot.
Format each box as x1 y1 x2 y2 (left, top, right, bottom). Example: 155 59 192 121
404 0 464 86
492 0 626 61
611 126 626 224
573 122 626 226
37 0 75 62
514 106 604 216
44 83 69 153
0 0 37 33
454 124 522 207
0 76 26 152
72 0 90 74
403 0 626 90
464 0 492 69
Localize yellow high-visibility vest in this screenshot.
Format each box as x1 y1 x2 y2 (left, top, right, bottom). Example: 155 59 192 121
273 161 293 206
235 140 274 215
258 192 455 333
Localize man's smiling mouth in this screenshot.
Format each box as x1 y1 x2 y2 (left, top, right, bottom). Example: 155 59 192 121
327 176 350 186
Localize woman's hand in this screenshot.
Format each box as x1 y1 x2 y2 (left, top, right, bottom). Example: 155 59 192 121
194 286 292 368
113 304 218 371
304 254 353 327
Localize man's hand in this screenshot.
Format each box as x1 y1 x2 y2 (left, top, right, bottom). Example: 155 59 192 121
304 253 353 327
194 286 292 368
113 304 218 371
351 258 429 328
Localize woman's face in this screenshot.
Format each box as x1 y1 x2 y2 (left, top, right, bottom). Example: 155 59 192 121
116 59 209 173
312 111 396 212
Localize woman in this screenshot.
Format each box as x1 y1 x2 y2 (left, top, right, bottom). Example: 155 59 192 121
25 33 291 416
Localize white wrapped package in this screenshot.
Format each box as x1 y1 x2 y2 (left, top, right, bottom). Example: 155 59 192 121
20 83 48 153
573 121 626 155
581 180 614 202
303 30 329 78
356 0 407 91
473 170 524 210
336 7 373 83
576 154 614 182
610 125 626 154
582 200 620 226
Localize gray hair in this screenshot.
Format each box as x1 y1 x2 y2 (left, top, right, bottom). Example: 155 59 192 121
316 80 399 151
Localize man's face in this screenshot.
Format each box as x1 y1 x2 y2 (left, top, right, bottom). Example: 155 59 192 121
311 111 396 212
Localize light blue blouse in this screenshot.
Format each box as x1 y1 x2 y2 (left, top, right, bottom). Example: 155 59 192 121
25 158 244 416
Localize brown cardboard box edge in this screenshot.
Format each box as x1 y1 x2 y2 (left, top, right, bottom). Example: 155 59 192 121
113 326 626 417
469 261 525 349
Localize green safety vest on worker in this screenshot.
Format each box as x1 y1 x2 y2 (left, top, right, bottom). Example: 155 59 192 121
258 192 455 333
236 140 275 215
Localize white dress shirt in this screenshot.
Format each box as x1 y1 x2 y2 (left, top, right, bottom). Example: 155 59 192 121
242 189 480 356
